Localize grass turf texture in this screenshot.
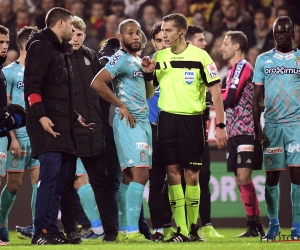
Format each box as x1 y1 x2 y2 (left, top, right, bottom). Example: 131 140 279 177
7 229 300 249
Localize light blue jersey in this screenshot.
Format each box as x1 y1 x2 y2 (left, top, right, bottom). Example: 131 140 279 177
4 61 40 171
4 62 27 139
105 49 152 169
253 49 300 126
105 49 149 122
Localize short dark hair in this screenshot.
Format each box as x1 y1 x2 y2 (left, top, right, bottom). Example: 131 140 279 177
186 25 204 41
162 13 187 31
17 26 38 50
45 7 73 28
273 16 294 32
226 31 248 53
254 8 270 19
0 25 9 36
118 19 140 34
150 22 162 40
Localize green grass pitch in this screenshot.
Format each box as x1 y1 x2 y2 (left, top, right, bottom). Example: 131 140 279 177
6 228 300 249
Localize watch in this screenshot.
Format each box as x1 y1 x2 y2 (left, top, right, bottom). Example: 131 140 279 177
216 123 226 129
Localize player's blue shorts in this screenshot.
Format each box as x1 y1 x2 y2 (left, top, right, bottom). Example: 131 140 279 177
76 158 87 176
113 115 152 171
263 123 300 170
0 137 8 177
6 138 40 172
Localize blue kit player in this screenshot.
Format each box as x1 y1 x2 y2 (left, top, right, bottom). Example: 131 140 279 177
253 16 300 240
1 26 39 243
91 19 155 242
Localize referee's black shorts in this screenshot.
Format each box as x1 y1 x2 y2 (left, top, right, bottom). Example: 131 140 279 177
226 135 263 173
157 111 205 171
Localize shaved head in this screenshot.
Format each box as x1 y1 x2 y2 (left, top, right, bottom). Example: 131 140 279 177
118 19 140 34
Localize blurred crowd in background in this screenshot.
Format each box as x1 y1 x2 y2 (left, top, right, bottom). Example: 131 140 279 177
1 0 300 81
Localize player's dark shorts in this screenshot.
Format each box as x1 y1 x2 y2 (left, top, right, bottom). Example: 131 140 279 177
227 135 263 173
158 111 205 171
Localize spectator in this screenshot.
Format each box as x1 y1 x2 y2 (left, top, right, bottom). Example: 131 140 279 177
110 0 130 23
268 0 285 27
210 0 232 32
293 22 300 49
124 0 147 19
70 0 85 19
172 0 193 25
139 3 158 40
190 1 216 23
213 1 252 37
246 46 261 68
16 9 31 31
13 0 37 14
246 8 273 52
13 0 28 13
0 0 16 33
99 14 119 47
191 11 214 48
35 0 55 29
87 0 106 39
157 0 174 18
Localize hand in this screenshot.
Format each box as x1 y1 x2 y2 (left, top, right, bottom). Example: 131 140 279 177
215 127 228 149
9 138 21 156
119 105 137 128
141 56 155 73
77 115 95 129
255 129 267 146
39 116 60 138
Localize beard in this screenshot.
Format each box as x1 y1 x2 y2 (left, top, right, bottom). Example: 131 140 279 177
62 31 73 42
122 40 141 52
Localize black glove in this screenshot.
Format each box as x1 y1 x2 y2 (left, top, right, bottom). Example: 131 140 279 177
3 104 26 131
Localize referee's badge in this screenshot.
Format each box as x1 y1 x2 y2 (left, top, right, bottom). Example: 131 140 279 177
84 57 91 65
184 71 195 84
295 56 300 67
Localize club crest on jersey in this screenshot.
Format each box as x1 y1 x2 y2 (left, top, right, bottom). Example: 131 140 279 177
184 71 195 84
0 153 6 162
133 70 144 78
84 57 90 65
17 81 24 88
295 56 300 67
12 157 18 168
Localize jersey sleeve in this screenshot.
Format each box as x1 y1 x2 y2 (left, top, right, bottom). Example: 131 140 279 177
3 67 13 97
223 61 251 108
201 51 221 87
253 55 265 85
105 51 127 78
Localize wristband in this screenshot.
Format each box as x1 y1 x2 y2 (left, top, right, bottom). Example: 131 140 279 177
144 72 154 81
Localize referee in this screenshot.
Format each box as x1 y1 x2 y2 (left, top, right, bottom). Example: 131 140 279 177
153 13 227 242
